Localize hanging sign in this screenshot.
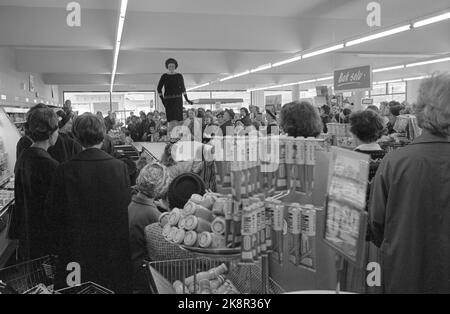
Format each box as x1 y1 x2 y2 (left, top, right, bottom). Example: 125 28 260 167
323 147 370 267
334 65 372 92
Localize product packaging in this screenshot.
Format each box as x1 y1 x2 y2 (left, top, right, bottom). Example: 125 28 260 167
300 205 317 271
288 204 302 266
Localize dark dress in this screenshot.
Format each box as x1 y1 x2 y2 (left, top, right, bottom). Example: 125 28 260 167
46 148 132 293
16 133 82 164
157 73 186 122
11 147 59 260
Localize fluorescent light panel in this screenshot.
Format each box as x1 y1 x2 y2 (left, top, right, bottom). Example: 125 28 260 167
110 0 128 92
272 55 302 67
403 75 431 81
413 12 450 28
250 64 272 73
406 57 450 68
233 70 250 78
345 25 411 47
373 65 405 73
219 75 234 82
302 44 344 59
187 82 210 91
315 76 334 82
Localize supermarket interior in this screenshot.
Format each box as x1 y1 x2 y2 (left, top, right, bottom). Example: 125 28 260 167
0 0 449 295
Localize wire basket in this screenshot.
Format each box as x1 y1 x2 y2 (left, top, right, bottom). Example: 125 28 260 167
0 255 57 294
145 257 285 294
55 282 114 294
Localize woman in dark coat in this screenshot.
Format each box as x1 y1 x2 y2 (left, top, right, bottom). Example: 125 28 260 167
12 105 60 260
47 113 132 294
369 75 450 294
157 58 194 134
16 107 82 163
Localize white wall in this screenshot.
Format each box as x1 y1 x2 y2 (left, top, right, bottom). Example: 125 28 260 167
0 47 59 105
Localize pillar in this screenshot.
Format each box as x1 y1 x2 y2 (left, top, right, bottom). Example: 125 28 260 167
251 90 265 112
292 84 300 102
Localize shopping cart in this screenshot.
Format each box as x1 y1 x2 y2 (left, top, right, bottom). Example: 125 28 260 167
0 255 56 294
0 255 114 294
144 257 285 294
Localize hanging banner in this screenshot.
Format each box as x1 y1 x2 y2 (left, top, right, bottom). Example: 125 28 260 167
334 65 372 92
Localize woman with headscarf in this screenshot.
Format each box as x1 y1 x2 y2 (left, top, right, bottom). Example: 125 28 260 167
157 58 194 136
128 162 171 293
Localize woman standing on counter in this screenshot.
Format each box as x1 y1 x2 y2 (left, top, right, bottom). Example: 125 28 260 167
157 58 194 136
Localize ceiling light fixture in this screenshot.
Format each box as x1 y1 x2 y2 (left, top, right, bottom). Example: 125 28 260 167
110 0 128 93
345 25 411 47
413 12 450 28
406 56 450 68
219 75 235 82
302 44 345 59
315 76 334 82
375 79 403 84
272 55 302 68
250 64 272 73
187 82 210 91
232 70 250 78
373 65 405 73
403 75 431 81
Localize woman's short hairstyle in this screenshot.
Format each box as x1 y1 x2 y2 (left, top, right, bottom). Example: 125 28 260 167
415 73 450 137
350 110 385 143
389 101 403 117
280 101 323 138
165 58 178 69
73 113 105 148
240 107 249 116
27 106 59 142
136 163 171 199
366 105 380 114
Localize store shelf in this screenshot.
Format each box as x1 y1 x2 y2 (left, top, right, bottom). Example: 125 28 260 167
0 175 12 188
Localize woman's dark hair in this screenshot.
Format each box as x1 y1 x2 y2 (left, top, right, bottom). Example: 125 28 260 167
197 110 205 119
366 105 380 113
240 107 249 116
56 110 71 129
321 105 331 115
27 106 59 142
24 103 49 136
389 101 403 117
165 58 178 69
72 113 105 148
343 108 352 116
280 101 322 138
350 110 385 143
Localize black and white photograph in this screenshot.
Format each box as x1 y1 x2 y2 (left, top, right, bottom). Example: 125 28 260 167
0 0 449 299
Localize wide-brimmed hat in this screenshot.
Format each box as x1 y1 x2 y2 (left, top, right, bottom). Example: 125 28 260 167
168 172 206 209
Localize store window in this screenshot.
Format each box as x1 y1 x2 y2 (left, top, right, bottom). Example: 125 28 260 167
264 91 292 106
211 91 251 112
368 82 406 106
64 91 156 124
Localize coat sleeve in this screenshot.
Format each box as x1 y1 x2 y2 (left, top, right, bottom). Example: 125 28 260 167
45 165 66 254
368 157 390 248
